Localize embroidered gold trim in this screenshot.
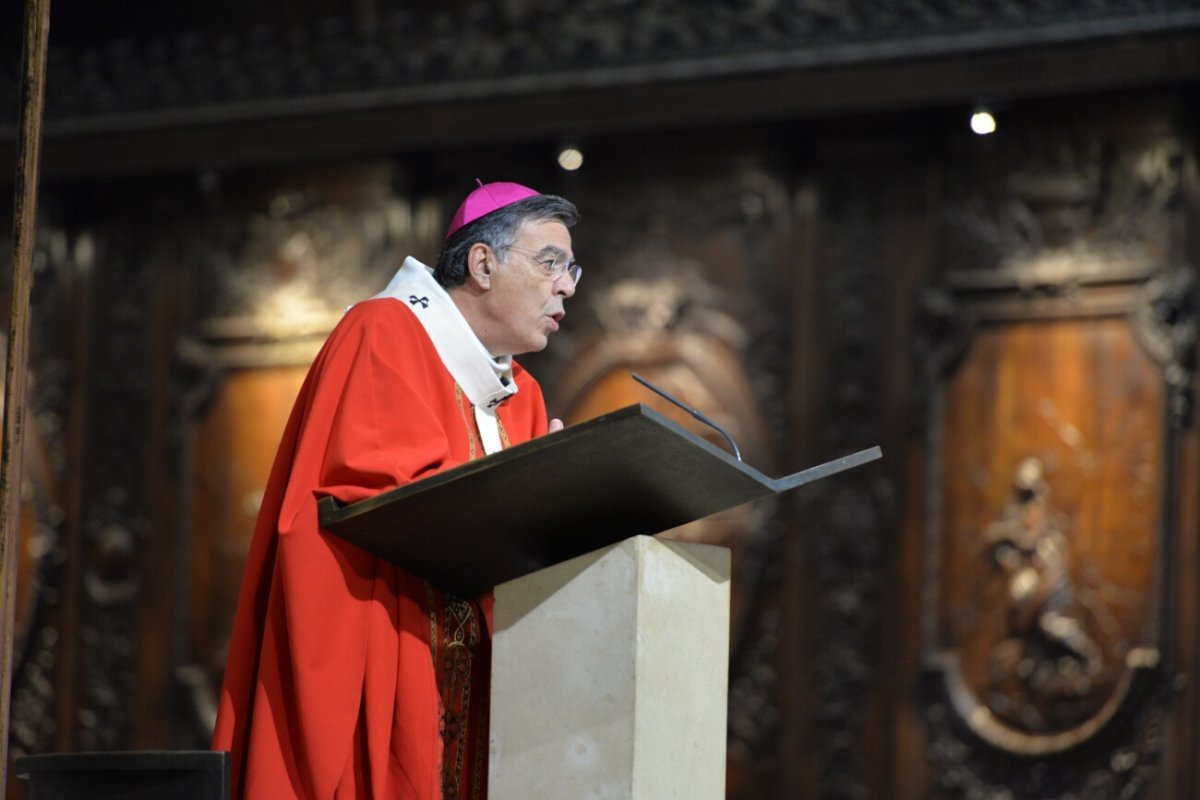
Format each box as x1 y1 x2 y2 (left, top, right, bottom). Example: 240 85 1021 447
470 685 488 800
453 383 478 461
438 597 479 800
425 582 438 674
496 414 510 449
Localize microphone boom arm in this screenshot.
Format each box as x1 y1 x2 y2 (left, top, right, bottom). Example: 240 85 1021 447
631 372 743 462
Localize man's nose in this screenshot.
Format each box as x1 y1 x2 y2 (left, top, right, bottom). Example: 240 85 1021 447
555 273 577 297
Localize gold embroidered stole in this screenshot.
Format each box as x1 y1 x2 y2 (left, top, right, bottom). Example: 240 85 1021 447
426 585 489 800
454 382 510 455
430 383 509 799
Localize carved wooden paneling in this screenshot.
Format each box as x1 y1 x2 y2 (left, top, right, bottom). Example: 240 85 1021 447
1 219 84 794
2 0 1196 131
914 121 1196 798
935 315 1164 739
76 229 155 752
2 361 63 794
788 170 900 800
918 281 1189 797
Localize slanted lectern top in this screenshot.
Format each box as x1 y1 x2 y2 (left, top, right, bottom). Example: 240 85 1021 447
318 403 881 596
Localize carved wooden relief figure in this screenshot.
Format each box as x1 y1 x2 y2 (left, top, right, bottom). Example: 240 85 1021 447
982 455 1106 728
932 312 1166 750
917 129 1195 797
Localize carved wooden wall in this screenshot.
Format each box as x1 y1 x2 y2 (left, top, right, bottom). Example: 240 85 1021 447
779 136 927 800
902 112 1199 798
1 216 91 797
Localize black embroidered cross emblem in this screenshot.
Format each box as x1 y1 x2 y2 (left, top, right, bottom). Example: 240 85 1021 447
486 397 504 409
408 295 430 308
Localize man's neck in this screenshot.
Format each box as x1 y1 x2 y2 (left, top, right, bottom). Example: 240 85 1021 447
448 285 503 359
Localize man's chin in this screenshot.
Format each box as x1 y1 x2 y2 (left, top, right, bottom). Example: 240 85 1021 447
512 335 550 356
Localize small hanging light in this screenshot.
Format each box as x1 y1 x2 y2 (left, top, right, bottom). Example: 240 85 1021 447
557 145 584 171
970 109 997 136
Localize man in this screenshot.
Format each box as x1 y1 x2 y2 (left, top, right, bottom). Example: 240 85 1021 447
212 181 580 799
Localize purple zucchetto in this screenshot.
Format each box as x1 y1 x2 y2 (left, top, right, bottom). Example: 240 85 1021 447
445 180 541 239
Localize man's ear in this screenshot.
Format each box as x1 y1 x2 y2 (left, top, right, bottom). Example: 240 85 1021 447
465 243 493 291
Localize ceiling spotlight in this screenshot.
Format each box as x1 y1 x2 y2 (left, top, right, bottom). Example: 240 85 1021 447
557 146 584 171
970 109 997 136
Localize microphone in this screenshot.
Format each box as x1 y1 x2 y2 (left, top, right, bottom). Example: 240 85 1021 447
631 372 743 462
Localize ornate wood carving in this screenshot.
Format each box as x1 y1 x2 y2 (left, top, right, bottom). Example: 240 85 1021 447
943 131 1181 277
1 221 76 765
796 178 896 799
179 165 434 370
916 128 1194 796
3 373 64 764
1 1 1196 132
1133 267 1197 429
75 229 153 751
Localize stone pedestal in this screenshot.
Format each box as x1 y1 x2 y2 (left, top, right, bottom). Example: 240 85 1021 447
489 535 730 800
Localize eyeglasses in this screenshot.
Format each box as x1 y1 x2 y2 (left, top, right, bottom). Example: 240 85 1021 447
502 245 582 286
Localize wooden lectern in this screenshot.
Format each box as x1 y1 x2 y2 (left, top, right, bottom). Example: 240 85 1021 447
319 404 880 798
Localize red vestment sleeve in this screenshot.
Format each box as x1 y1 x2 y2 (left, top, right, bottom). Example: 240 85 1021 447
212 298 549 800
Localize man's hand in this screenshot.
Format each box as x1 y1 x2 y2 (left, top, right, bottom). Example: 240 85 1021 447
548 418 564 434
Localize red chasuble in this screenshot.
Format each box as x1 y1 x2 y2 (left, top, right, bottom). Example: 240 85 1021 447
212 297 549 799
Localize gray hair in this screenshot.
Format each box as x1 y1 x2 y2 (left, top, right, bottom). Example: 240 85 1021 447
433 194 579 287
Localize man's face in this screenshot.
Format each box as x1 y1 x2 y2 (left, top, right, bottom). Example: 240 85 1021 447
482 218 576 355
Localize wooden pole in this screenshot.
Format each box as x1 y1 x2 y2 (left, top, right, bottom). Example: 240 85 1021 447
1 0 52 791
